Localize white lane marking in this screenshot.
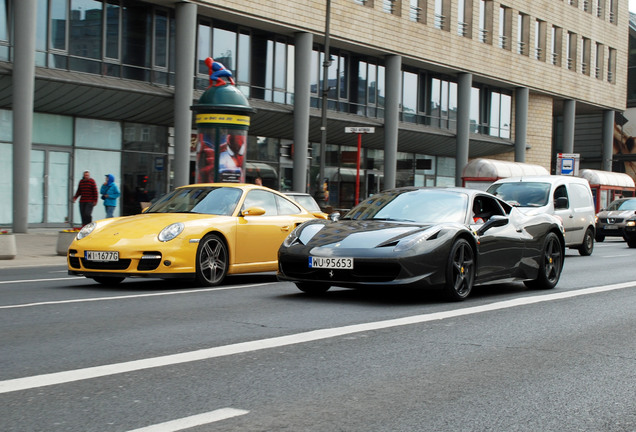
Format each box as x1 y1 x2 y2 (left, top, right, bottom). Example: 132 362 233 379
126 408 249 432
600 254 631 258
0 281 634 395
0 277 78 285
0 283 275 310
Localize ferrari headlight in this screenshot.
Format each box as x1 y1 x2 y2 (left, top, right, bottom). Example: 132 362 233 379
158 222 184 242
394 228 440 252
76 222 96 240
627 220 636 227
283 222 325 247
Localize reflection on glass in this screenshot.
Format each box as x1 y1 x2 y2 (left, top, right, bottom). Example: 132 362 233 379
70 0 103 59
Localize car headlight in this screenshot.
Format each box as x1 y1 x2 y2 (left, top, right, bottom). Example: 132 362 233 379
627 220 636 227
76 222 96 240
393 228 440 252
158 222 184 242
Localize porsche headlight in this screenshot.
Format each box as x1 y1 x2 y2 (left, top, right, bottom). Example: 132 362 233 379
158 222 184 242
76 222 96 240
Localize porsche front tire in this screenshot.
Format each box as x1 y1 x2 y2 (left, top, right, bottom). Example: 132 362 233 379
195 234 228 287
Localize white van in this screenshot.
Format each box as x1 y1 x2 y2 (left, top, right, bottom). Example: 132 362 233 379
486 175 596 256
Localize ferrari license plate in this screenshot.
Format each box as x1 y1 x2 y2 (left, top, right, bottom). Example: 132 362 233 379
85 251 119 262
309 257 353 269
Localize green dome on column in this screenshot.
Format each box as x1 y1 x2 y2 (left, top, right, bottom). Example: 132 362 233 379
192 84 255 114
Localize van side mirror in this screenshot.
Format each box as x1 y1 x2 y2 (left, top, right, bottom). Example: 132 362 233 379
555 196 568 210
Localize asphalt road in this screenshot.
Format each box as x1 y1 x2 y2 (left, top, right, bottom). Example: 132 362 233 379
1 239 635 432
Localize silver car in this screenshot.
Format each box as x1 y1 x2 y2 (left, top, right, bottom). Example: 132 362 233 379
595 197 636 242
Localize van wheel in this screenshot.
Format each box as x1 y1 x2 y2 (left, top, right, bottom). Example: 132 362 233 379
578 228 594 256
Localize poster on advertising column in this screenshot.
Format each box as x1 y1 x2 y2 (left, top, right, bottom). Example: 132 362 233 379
195 128 247 183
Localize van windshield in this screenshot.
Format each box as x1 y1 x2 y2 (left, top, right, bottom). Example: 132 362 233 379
487 182 551 207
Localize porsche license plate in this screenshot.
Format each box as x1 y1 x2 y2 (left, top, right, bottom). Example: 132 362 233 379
309 257 353 269
85 251 119 262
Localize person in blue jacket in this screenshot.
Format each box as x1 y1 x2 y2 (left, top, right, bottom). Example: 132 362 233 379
100 174 121 218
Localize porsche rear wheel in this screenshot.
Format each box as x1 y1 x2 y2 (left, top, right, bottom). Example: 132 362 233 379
444 238 475 301
295 282 331 294
92 276 125 285
195 234 228 287
524 232 563 290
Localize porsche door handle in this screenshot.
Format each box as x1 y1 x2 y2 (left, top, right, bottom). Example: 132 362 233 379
281 225 291 232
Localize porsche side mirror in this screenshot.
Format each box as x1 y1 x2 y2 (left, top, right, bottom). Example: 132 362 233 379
554 196 568 210
241 206 266 216
476 215 508 235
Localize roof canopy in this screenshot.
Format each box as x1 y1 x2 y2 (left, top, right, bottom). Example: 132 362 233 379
462 158 550 179
579 169 636 188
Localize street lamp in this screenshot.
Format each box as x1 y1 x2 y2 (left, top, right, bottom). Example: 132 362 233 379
318 0 332 203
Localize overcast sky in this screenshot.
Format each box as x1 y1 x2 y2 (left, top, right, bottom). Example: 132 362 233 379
631 0 636 13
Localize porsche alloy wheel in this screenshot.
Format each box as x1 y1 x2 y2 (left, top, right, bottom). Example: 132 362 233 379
195 234 228 287
444 238 475 301
524 232 563 290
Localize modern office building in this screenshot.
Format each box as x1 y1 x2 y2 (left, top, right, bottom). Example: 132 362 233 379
0 0 628 230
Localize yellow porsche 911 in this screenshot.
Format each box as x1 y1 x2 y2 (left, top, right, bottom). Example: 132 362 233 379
67 184 323 286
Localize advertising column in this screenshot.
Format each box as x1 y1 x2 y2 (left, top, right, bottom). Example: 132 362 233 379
192 58 255 183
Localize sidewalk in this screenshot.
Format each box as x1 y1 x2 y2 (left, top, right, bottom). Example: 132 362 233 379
0 229 68 269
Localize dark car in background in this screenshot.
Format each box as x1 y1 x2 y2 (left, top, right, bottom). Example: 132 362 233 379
595 197 636 242
278 187 565 301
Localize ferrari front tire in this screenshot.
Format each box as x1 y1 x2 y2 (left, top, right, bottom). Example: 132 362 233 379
295 282 330 294
443 238 475 301
195 234 228 287
524 232 563 290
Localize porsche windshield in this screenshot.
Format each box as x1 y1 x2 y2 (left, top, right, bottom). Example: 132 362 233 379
344 189 468 223
147 187 242 215
487 182 551 207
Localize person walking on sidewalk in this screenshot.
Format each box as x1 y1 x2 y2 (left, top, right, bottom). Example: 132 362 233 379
100 174 121 218
72 170 98 226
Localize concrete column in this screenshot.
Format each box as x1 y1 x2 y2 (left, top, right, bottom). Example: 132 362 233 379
293 32 312 193
455 73 472 186
514 87 529 163
602 110 614 172
383 55 402 190
562 99 576 154
12 0 37 233
173 2 197 187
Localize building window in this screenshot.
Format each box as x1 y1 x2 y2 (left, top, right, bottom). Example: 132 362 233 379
535 19 546 61
597 0 606 18
583 0 592 13
479 0 493 44
383 0 397 14
498 5 511 50
567 31 578 71
608 47 617 83
487 90 511 139
551 25 562 66
428 76 457 130
409 0 424 22
434 0 450 31
517 12 530 55
457 0 472 37
595 42 604 79
581 37 591 76
609 0 617 24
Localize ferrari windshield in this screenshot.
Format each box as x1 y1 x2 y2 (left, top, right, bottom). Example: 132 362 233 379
344 189 468 223
147 187 242 215
487 182 551 207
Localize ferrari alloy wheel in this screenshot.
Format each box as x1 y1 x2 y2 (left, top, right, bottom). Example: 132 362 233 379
92 276 125 286
444 238 475 301
295 282 331 294
577 228 594 256
195 234 228 287
524 232 563 290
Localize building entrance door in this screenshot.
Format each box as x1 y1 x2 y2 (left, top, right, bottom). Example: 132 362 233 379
29 148 71 226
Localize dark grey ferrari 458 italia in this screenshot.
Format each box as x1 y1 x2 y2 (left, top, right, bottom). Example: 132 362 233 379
277 187 566 301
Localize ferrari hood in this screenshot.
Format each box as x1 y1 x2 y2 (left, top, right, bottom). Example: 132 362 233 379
301 220 434 248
